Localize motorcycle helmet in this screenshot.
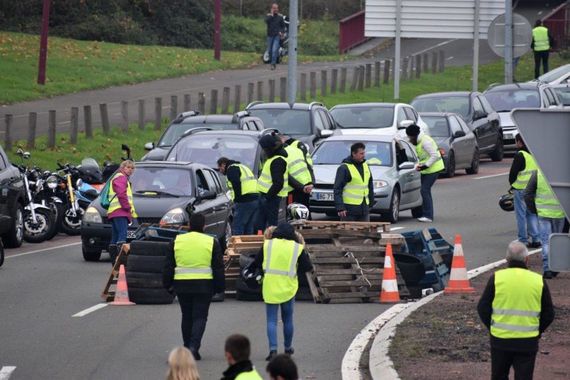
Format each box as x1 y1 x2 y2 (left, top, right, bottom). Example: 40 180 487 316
287 203 310 221
499 192 514 212
241 266 262 290
259 134 281 150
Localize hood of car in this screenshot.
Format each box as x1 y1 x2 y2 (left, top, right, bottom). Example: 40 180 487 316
498 112 516 128
93 194 193 219
337 128 397 136
142 147 168 161
313 164 392 185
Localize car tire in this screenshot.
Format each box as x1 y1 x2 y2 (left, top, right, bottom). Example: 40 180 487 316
443 151 455 178
0 242 4 267
82 245 102 262
129 240 170 257
126 271 164 289
490 137 504 162
385 187 400 223
466 148 480 175
126 255 165 274
221 220 232 253
3 204 24 248
128 287 175 305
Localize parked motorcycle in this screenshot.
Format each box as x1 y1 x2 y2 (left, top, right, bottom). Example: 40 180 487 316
262 15 290 64
34 170 65 240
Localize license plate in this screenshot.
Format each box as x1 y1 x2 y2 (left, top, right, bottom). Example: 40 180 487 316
315 192 334 201
126 230 137 239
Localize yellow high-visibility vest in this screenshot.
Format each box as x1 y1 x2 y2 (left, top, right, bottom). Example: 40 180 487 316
284 143 312 189
262 238 302 304
257 156 288 197
416 135 444 174
173 232 214 280
536 170 565 219
107 172 137 217
342 162 370 206
227 163 258 201
532 26 550 52
512 151 537 190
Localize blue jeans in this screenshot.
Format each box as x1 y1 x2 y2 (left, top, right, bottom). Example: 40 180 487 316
256 196 282 230
266 298 294 351
420 173 439 220
538 217 565 272
267 36 280 65
110 217 129 244
232 199 258 235
513 189 539 243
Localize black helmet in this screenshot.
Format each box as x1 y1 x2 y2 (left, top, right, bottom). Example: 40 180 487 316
499 192 514 212
259 134 280 150
241 266 263 289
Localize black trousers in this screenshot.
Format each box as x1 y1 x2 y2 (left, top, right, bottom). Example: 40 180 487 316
177 293 212 354
534 50 549 79
292 188 310 208
491 348 537 380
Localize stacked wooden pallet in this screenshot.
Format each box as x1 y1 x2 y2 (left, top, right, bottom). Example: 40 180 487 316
224 235 264 295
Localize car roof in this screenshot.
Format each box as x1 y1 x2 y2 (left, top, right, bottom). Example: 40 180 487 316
134 160 210 170
178 114 236 124
246 102 314 111
419 112 455 118
330 102 400 109
413 91 474 99
484 82 541 92
318 134 396 143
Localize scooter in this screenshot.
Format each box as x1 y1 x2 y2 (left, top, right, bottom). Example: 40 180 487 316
262 15 290 64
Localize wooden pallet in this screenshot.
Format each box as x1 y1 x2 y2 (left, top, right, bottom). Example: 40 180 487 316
101 244 130 302
292 220 391 233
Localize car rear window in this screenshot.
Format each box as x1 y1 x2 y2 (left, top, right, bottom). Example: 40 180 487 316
312 141 392 167
158 122 237 147
248 109 311 135
330 106 394 129
422 116 450 137
130 167 193 196
411 96 470 118
483 89 540 111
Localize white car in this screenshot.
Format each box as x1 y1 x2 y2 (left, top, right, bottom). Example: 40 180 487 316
329 103 428 138
532 63 570 85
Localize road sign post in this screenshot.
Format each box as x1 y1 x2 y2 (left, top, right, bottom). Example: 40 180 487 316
37 0 51 85
504 0 513 83
472 0 481 91
214 0 221 61
287 0 299 105
394 0 402 100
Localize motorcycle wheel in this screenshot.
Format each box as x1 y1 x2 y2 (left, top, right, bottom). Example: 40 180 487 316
23 208 55 243
262 50 270 64
60 206 84 236
46 202 64 240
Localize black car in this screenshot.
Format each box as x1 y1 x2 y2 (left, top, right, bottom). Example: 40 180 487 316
80 161 232 261
142 111 264 161
411 91 503 161
245 101 335 151
0 145 25 248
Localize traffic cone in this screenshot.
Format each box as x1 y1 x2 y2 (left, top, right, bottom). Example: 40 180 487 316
444 234 475 294
111 264 135 306
380 243 400 303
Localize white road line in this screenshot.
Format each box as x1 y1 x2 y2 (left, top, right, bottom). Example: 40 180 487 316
5 242 81 259
412 39 457 56
72 303 108 318
474 172 509 180
0 366 17 380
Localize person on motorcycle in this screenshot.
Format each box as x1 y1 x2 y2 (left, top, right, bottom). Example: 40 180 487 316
265 3 285 70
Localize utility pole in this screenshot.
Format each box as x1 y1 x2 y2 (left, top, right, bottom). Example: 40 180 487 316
472 0 480 91
394 0 402 100
287 0 299 105
37 0 51 85
504 0 513 83
214 0 221 61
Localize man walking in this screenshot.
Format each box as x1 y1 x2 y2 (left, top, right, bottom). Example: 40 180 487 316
406 124 444 223
334 142 374 222
509 134 540 248
477 241 554 380
218 157 259 235
531 20 553 79
265 3 285 70
280 134 314 208
163 214 225 360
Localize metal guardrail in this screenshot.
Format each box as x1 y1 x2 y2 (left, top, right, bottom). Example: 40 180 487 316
339 10 370 54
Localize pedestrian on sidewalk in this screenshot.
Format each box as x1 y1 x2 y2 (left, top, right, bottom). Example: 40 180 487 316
221 334 263 380
163 213 225 360
531 20 554 79
333 142 374 222
166 346 200 380
406 124 444 223
265 3 285 70
508 134 540 248
266 354 299 380
477 241 555 380
280 133 314 209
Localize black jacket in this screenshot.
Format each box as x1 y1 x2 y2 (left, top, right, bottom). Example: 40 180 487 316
508 149 529 187
477 261 555 352
524 171 539 215
221 360 258 380
226 160 259 203
163 232 225 294
265 13 285 37
285 138 315 187
333 156 375 215
264 147 288 199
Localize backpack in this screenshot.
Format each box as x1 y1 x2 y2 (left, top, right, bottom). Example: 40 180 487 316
100 175 117 210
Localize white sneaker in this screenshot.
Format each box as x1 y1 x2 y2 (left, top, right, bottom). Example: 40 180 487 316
417 217 433 223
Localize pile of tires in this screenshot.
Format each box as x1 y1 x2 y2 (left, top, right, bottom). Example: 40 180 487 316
126 241 175 305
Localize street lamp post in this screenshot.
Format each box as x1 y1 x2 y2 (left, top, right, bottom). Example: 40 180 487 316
37 0 51 85
214 0 221 61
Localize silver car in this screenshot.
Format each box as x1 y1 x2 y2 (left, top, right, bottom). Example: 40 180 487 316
309 135 422 223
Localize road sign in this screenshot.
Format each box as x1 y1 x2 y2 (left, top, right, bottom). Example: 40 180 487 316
487 12 532 58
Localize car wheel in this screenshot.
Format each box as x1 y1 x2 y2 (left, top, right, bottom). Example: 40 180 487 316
444 151 455 178
0 242 4 267
3 204 24 248
384 187 400 223
466 148 480 175
82 245 102 262
490 136 504 162
221 220 232 252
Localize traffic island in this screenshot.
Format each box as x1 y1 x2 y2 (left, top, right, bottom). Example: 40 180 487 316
388 253 570 380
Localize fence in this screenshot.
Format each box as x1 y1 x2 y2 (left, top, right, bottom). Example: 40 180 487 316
542 2 569 51
339 10 370 54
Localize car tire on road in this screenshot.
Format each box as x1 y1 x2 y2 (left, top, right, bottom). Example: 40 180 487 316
490 137 504 162
444 151 455 178
385 188 400 223
126 271 164 289
3 204 24 248
126 255 165 274
82 245 102 261
466 149 480 175
0 242 4 267
128 287 175 305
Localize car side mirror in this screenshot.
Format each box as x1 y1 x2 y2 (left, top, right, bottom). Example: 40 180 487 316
398 120 414 130
398 162 415 170
453 130 466 138
197 190 217 202
319 129 334 138
144 142 155 151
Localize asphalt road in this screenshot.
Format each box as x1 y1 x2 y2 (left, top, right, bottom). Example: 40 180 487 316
0 157 518 380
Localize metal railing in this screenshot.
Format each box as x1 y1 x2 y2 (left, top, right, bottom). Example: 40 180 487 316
339 11 370 54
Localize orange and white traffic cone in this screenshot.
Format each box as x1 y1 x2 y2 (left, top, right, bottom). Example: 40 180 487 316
444 234 475 294
380 243 401 303
111 264 135 306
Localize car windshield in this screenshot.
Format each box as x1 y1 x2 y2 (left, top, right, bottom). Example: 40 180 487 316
248 109 311 135
411 96 470 118
483 89 540 111
158 123 237 147
130 167 193 197
167 135 259 169
422 116 450 137
553 87 570 106
537 64 570 83
312 141 392 167
330 106 394 129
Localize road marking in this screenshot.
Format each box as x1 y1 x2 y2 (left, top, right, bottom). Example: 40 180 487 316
6 242 81 259
0 366 17 380
412 39 457 56
474 172 508 180
72 303 108 318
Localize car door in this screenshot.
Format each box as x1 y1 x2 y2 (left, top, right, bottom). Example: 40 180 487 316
448 115 469 166
192 169 219 236
457 116 477 164
397 141 421 206
204 169 230 238
471 96 493 151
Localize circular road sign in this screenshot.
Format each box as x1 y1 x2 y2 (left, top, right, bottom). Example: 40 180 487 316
487 13 532 58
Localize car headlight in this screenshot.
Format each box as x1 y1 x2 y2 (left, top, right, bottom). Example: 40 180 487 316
160 207 187 225
47 175 58 189
83 206 103 223
373 180 388 189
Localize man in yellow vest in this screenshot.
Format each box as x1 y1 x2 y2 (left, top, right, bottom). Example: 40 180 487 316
279 134 314 208
477 241 554 379
508 134 540 248
222 334 263 380
217 157 259 235
266 354 299 380
531 20 553 79
406 124 445 223
333 142 375 222
163 213 225 361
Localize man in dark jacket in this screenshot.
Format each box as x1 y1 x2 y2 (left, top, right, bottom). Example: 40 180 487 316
477 241 554 380
163 213 225 361
333 142 374 222
222 334 263 380
265 3 285 70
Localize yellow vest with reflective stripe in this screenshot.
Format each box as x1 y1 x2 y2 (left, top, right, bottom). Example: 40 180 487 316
536 170 565 219
491 268 542 339
532 26 550 51
416 135 444 174
342 162 371 206
257 156 288 197
512 151 538 190
227 163 258 201
174 232 214 280
284 143 312 187
107 172 138 217
235 369 263 380
262 238 302 304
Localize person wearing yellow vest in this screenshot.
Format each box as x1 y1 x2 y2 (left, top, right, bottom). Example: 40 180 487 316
406 124 444 223
222 334 263 380
333 142 375 222
508 134 540 248
163 213 225 361
477 241 554 380
217 157 259 235
257 134 289 229
249 223 313 362
279 134 315 208
266 354 299 380
531 20 553 79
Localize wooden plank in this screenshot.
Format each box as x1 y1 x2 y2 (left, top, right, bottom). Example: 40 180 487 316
311 257 384 265
316 268 383 276
305 272 321 303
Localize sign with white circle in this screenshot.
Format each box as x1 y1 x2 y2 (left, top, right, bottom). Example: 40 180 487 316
487 13 532 58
